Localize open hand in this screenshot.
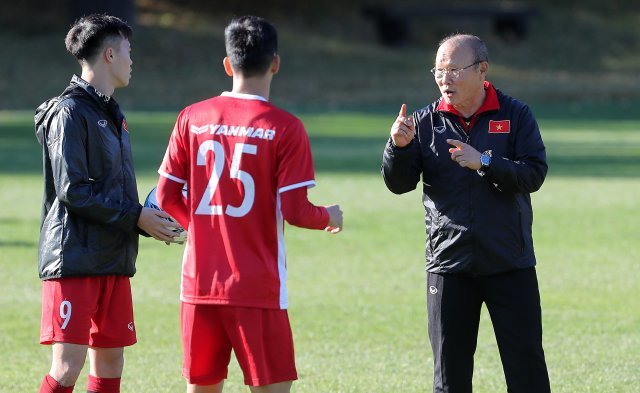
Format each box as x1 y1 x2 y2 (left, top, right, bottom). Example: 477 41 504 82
137 207 180 243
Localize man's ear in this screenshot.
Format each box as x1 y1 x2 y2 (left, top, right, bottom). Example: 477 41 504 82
223 57 234 77
479 61 489 76
271 54 280 75
104 47 114 63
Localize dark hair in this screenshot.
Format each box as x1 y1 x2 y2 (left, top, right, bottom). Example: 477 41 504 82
65 14 132 63
438 34 489 64
224 15 278 77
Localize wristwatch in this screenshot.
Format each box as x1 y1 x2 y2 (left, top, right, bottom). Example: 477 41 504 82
478 150 492 176
480 150 492 168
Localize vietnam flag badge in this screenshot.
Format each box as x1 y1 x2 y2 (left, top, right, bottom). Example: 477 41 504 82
489 120 510 134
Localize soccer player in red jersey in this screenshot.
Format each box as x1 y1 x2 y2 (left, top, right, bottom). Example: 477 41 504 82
35 14 177 393
156 15 343 393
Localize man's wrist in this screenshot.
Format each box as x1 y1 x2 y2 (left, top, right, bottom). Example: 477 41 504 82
389 138 413 150
477 150 492 176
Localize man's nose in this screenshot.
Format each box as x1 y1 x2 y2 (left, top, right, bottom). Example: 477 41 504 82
442 72 454 84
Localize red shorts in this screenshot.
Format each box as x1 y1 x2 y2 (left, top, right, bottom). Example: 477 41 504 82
181 303 298 386
40 276 136 348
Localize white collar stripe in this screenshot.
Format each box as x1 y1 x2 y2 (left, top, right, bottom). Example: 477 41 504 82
221 91 268 102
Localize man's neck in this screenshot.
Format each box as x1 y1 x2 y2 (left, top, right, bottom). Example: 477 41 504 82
231 76 271 101
81 67 115 97
454 88 487 119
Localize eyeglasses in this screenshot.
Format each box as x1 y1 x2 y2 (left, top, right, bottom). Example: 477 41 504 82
430 61 482 79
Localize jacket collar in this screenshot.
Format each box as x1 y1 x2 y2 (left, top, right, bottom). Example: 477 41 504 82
69 75 124 130
70 74 113 105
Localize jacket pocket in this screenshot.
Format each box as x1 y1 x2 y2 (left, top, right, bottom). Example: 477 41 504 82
518 201 534 256
425 207 439 258
64 212 89 249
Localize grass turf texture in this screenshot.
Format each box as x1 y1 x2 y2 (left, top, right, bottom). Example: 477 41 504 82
1 109 639 392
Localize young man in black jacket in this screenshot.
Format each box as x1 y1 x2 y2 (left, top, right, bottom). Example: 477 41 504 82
382 34 551 392
35 14 177 393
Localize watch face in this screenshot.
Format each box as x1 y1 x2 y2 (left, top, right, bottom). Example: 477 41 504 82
481 154 491 166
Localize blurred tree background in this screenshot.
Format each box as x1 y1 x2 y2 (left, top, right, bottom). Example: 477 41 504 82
1 0 639 116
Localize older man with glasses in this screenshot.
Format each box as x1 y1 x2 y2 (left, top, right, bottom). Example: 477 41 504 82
381 34 551 393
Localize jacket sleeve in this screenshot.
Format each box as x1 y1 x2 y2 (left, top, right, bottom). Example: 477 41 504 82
484 105 547 193
47 106 142 232
381 138 422 195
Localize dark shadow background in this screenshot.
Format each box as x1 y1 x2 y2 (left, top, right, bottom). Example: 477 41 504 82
1 0 640 115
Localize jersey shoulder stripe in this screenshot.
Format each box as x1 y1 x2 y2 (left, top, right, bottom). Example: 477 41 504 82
279 180 316 193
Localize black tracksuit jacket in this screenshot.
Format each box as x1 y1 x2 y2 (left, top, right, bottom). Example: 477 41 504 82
35 75 143 280
381 84 547 275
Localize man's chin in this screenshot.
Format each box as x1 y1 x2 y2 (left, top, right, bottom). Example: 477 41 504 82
117 78 131 89
441 95 455 105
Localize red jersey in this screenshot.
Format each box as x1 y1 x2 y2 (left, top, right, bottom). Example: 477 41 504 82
159 92 318 309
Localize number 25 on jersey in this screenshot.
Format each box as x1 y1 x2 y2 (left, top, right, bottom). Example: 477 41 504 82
195 140 257 218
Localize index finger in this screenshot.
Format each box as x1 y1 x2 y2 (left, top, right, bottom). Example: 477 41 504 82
399 103 407 117
151 208 171 218
447 139 465 148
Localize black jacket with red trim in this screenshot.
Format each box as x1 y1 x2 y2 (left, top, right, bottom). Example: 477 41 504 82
381 83 547 275
35 75 143 280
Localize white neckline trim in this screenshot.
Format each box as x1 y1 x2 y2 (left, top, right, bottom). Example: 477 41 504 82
221 91 268 102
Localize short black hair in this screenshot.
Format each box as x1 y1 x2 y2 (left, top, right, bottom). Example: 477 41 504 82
65 14 132 63
224 15 278 77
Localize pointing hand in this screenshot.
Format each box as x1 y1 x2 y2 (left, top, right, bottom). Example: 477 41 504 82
390 104 415 148
447 139 481 170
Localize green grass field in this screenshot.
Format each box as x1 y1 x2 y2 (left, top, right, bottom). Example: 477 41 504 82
1 109 639 392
